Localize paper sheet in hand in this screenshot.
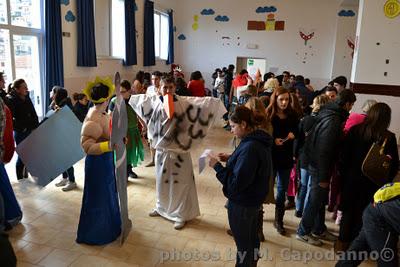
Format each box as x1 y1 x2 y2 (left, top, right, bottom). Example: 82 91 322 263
199 149 214 174
16 106 85 187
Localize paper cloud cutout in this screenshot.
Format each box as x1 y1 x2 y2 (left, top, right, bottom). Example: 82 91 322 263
256 6 277 13
338 10 356 17
201 9 215 15
178 34 186 40
215 15 230 22
60 0 70 5
65 10 76 22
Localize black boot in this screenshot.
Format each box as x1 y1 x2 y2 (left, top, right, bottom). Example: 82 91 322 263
273 207 286 235
16 165 23 180
257 208 265 242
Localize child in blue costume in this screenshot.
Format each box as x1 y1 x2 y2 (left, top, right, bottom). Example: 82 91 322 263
76 77 121 245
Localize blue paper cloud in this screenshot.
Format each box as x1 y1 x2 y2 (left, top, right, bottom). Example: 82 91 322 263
215 15 230 22
201 8 215 15
60 0 70 5
256 6 277 13
65 10 76 22
178 34 186 40
338 10 356 17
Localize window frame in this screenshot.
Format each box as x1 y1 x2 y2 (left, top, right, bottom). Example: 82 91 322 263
154 9 169 61
0 0 45 117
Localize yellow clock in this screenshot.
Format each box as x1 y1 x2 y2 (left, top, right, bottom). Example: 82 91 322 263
384 0 400 18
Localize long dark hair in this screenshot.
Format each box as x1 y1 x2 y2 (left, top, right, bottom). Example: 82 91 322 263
134 71 145 84
358 102 391 142
230 105 257 130
8 79 26 93
265 87 294 120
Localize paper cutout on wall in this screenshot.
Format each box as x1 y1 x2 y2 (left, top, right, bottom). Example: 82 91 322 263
192 15 199 31
384 0 400 18
256 6 277 13
338 10 356 17
178 34 186 40
201 9 215 15
299 30 314 45
215 15 230 22
60 0 70 5
248 13 285 31
65 10 76 22
296 45 316 64
347 38 355 58
221 36 240 47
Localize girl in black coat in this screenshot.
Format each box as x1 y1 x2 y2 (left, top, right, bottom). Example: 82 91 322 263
336 103 399 251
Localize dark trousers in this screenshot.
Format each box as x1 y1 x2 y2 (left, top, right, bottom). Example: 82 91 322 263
336 204 399 267
227 200 260 267
14 131 30 180
339 206 363 243
0 191 4 232
297 167 328 236
0 233 17 267
62 167 75 183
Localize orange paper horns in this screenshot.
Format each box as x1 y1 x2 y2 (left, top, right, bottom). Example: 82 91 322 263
163 93 175 119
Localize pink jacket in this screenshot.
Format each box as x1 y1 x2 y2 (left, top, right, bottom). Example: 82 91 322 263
344 112 366 134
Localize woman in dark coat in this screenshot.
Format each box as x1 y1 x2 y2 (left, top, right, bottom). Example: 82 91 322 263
336 103 399 252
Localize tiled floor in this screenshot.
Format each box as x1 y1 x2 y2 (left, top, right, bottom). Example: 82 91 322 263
5 126 374 267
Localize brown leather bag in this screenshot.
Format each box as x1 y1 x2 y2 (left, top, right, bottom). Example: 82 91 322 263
362 137 392 186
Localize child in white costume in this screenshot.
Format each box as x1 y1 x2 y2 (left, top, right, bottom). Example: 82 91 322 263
129 76 225 229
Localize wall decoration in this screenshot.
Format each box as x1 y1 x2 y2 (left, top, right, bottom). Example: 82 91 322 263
200 8 215 15
215 15 230 22
60 0 70 5
248 13 285 31
299 30 314 45
384 0 400 18
256 6 277 13
338 10 356 17
178 34 186 40
192 15 199 31
65 10 76 22
347 38 355 58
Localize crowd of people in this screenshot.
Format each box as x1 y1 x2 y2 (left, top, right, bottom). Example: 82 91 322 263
0 65 399 267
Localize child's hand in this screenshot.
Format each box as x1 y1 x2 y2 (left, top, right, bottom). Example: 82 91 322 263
209 156 219 168
275 138 284 146
287 132 295 140
218 153 230 162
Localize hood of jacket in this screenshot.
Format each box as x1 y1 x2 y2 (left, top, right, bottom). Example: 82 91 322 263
240 129 273 150
317 102 349 123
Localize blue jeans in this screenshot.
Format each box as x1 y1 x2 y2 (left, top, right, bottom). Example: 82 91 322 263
297 167 328 236
275 169 291 210
62 166 75 183
14 131 31 179
296 168 311 214
223 94 230 121
227 200 260 267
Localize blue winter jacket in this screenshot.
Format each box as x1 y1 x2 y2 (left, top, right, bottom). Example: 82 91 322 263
213 129 273 207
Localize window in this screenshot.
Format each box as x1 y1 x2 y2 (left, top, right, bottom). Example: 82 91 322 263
154 10 169 60
0 0 44 117
111 0 125 58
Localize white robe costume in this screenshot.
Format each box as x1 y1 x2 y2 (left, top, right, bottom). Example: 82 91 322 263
129 95 225 223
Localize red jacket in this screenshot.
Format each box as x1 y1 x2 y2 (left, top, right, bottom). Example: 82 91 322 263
187 80 205 97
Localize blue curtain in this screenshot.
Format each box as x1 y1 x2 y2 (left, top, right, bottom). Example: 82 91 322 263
44 0 64 111
143 0 155 66
77 0 97 67
124 0 137 66
166 9 174 65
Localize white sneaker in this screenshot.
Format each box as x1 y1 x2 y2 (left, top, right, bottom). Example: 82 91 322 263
62 182 77 192
174 221 186 230
55 178 68 187
296 234 323 246
312 230 338 242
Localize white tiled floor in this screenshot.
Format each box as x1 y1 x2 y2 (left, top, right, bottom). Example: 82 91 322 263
5 126 374 266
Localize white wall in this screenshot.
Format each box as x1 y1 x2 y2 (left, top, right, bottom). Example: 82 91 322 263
173 0 343 89
351 0 400 85
331 5 358 79
349 0 400 138
60 0 175 95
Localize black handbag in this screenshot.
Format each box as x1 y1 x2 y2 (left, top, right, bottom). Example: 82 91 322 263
362 137 392 186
